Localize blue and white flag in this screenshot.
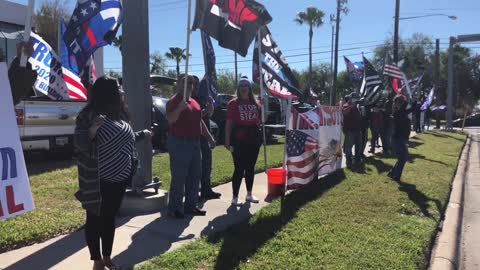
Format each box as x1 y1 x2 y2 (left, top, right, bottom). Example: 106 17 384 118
63 0 122 74
344 56 363 81
201 31 218 106
421 87 435 111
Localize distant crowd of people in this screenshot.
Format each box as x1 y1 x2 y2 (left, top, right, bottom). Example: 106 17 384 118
341 91 432 182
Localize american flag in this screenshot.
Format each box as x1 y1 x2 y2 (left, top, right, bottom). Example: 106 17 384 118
286 129 318 189
290 107 321 130
63 0 122 75
360 57 383 106
383 53 403 80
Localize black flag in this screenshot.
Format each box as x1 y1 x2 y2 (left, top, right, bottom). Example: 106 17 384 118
253 26 303 99
192 0 272 57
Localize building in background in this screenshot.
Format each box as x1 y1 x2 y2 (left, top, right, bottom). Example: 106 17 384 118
0 0 26 63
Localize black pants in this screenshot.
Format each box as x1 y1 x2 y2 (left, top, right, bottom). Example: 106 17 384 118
85 180 126 260
231 144 260 197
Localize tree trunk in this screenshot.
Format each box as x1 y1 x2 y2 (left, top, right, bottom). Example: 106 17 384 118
176 61 180 79
309 25 313 88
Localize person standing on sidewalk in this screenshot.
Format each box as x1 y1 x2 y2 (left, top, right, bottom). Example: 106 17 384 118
224 76 262 206
342 93 362 168
388 95 412 182
166 74 216 219
74 76 152 270
192 76 221 200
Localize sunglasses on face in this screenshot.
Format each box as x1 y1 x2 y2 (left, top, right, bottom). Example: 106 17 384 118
239 84 249 88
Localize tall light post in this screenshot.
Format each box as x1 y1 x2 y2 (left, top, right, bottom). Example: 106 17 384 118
394 7 457 63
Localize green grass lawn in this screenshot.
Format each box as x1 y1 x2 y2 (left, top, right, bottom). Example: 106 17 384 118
0 142 285 253
136 131 466 270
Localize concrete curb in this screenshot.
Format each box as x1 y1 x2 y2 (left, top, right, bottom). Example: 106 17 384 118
429 134 471 270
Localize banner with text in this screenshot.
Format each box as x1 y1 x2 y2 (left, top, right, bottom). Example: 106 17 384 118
29 32 87 100
0 63 35 220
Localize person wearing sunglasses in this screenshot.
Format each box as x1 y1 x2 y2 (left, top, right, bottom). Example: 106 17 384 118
224 76 262 206
165 74 215 218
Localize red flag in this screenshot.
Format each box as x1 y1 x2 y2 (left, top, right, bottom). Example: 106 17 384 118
392 79 401 95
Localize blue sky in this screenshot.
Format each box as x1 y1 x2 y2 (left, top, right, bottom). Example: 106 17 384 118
9 0 480 78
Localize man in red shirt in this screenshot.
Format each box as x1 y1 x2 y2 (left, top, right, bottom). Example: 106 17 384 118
166 74 215 218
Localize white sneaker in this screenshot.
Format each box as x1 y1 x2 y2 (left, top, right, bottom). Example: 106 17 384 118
231 197 243 206
245 194 259 203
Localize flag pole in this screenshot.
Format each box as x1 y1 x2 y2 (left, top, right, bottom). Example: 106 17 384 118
257 29 268 173
20 0 35 67
183 0 193 101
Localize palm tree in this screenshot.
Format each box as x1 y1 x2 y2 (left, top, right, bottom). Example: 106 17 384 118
165 47 188 79
295 7 325 85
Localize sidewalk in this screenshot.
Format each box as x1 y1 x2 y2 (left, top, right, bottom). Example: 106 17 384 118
0 137 393 270
459 128 480 270
429 127 480 270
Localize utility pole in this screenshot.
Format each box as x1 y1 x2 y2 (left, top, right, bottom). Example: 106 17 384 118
329 14 335 105
434 38 441 129
331 0 341 105
234 52 238 85
393 0 400 63
446 36 455 130
122 0 152 193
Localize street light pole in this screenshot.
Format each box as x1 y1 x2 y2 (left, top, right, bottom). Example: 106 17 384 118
393 0 400 63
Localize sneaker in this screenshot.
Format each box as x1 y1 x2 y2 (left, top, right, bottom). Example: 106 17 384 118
200 191 221 200
245 194 259 203
231 197 243 206
185 207 207 216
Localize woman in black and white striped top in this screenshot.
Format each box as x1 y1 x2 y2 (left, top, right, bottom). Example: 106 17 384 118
75 76 151 270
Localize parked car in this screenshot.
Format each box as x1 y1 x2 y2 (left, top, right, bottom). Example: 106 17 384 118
15 96 86 152
453 113 480 127
151 95 219 151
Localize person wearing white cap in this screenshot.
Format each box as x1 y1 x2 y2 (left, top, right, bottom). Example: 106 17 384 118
224 76 262 206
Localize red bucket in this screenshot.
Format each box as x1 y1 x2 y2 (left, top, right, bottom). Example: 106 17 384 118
267 168 286 196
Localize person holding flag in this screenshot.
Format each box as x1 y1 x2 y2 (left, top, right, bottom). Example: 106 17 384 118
7 41 37 105
388 95 412 182
166 75 216 219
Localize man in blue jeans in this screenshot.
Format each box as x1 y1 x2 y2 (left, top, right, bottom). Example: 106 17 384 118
192 76 221 200
166 74 216 219
342 93 363 168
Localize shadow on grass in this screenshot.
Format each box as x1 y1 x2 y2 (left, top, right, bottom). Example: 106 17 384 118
424 131 464 142
407 139 425 149
408 153 449 166
364 156 392 174
396 181 443 221
205 170 346 270
25 151 76 176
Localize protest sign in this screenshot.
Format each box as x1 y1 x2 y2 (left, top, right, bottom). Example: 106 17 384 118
0 62 35 220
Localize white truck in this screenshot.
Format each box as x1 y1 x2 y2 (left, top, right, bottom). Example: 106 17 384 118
15 96 86 152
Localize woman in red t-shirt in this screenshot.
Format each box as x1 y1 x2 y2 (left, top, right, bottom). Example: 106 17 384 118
224 76 262 206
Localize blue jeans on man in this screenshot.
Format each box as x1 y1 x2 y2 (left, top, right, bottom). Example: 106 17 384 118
390 137 409 181
167 136 201 214
343 130 362 166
